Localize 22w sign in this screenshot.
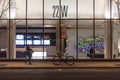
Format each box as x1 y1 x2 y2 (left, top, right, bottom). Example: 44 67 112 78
52 5 68 17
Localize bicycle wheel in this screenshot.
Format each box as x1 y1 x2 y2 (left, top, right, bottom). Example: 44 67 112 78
52 55 60 65
66 56 75 65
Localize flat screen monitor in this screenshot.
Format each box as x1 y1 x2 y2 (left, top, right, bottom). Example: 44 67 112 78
34 35 40 39
25 40 32 45
42 40 50 45
16 40 24 45
16 34 24 39
33 40 41 45
27 35 32 39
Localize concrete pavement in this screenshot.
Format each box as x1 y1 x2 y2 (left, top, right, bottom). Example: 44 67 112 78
0 61 120 69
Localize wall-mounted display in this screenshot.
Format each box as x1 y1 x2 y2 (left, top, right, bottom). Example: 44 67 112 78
16 33 56 46
16 34 24 40
16 40 24 45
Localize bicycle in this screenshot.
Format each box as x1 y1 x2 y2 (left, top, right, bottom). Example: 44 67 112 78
52 53 75 66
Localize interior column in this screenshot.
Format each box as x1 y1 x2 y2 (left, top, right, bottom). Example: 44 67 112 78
61 24 67 53
7 20 16 59
104 20 112 59
56 24 60 53
56 24 67 54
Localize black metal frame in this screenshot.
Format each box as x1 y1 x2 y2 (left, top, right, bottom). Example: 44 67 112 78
0 0 114 60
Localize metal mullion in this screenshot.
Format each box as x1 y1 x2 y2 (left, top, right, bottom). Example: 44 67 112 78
93 0 95 59
8 0 10 60
76 0 78 60
59 0 61 56
26 0 28 48
110 0 113 59
42 0 45 61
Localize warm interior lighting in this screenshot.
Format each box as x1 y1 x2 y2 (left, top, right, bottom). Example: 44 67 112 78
32 52 47 59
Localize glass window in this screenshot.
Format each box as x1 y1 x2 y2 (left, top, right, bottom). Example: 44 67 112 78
0 0 9 19
78 0 93 18
112 0 119 19
44 20 56 59
61 20 77 59
112 20 119 59
95 0 106 18
44 0 59 19
61 0 76 19
16 0 26 18
16 20 26 58
0 20 8 58
95 20 105 58
78 20 93 59
28 0 43 18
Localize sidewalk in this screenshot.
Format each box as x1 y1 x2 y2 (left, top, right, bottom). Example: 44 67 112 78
0 61 120 69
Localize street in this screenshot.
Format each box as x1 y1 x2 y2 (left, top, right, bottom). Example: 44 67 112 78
0 68 119 80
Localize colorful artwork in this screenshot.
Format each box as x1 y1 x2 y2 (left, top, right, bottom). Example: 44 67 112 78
78 35 104 52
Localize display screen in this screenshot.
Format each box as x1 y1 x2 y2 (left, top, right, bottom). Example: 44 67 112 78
16 40 24 45
27 35 32 39
44 40 50 45
33 40 41 45
16 34 24 39
16 33 56 46
25 40 32 45
42 40 50 45
34 35 41 39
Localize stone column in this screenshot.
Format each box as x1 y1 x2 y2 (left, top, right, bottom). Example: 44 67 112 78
61 24 67 53
104 20 112 59
7 20 16 59
56 24 67 54
56 24 60 53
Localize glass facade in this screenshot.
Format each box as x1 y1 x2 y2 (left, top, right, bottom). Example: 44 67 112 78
0 0 120 60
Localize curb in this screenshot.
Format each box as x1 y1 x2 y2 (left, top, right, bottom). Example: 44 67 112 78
0 67 120 69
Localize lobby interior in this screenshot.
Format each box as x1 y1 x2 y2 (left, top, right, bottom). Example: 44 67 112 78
0 0 120 60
